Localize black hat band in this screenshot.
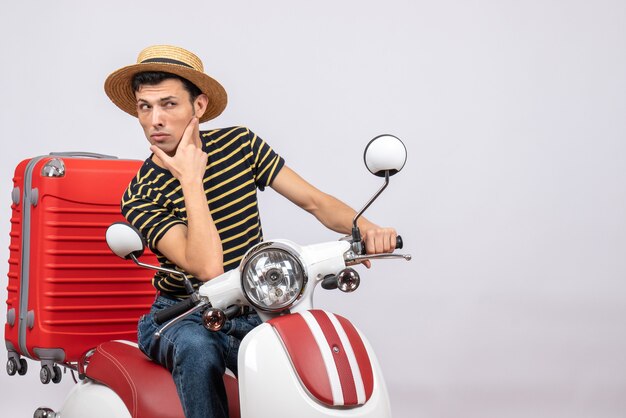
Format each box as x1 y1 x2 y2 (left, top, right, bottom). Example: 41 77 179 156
141 57 194 69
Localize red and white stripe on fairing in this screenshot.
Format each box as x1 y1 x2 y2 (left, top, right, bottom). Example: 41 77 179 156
268 310 374 407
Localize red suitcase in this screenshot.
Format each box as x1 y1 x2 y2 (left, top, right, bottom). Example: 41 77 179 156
5 152 158 384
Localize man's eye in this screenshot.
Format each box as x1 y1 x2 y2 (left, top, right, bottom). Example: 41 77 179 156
138 103 150 111
165 102 177 107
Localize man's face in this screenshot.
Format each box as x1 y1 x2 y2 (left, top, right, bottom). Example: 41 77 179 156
135 78 197 156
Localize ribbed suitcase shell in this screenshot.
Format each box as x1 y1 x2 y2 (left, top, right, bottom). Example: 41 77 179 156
5 153 157 369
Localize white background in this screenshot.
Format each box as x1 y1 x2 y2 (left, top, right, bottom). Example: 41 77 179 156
1 1 625 417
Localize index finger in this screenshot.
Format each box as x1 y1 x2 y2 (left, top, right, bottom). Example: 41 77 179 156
179 117 199 148
150 144 171 167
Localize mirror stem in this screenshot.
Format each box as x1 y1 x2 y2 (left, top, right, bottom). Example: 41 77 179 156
129 253 195 295
351 171 390 252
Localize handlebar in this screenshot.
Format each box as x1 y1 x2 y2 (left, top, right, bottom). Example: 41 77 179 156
344 234 411 266
154 298 200 325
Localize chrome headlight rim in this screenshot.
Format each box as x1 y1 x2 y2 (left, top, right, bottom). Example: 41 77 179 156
240 241 308 312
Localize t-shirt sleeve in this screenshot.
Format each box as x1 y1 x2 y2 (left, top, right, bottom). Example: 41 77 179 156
244 127 285 191
121 183 186 254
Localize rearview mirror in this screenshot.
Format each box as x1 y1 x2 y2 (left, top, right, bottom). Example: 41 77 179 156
105 222 145 260
350 134 407 254
363 134 407 177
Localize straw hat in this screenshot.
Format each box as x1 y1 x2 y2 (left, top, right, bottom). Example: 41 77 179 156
104 45 227 123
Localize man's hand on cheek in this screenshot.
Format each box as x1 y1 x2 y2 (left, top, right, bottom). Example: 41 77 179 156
151 117 207 182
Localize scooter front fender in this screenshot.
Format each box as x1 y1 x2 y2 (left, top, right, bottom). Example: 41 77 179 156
238 314 392 418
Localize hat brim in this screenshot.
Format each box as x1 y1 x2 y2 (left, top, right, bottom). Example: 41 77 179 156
104 62 227 123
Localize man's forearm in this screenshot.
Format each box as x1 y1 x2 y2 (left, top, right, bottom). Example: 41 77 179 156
270 165 396 254
181 180 224 280
309 192 373 235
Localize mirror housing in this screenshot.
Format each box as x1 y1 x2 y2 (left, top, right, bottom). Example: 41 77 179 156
363 134 407 177
105 222 146 260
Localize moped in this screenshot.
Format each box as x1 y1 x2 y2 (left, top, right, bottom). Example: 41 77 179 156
34 134 411 418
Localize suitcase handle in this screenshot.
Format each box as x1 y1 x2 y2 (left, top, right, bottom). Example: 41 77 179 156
49 152 118 159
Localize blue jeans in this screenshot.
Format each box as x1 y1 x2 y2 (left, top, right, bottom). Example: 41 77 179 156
137 295 262 418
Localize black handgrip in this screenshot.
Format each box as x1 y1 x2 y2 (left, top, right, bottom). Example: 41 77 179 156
224 305 242 319
321 275 339 290
362 235 403 254
153 298 198 325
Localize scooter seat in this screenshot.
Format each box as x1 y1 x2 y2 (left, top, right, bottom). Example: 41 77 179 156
85 340 240 418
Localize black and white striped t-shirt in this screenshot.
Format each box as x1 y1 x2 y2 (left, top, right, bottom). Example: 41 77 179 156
121 126 284 298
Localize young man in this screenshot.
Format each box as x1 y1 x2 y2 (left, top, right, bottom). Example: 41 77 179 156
104 45 397 418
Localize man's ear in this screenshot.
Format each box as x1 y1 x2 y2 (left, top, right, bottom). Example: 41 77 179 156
194 94 209 118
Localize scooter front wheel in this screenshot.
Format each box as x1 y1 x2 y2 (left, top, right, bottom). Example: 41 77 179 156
34 407 58 418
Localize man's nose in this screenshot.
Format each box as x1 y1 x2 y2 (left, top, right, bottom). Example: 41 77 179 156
151 106 164 127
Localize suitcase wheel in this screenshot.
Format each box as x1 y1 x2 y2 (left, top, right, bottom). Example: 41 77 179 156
51 365 62 384
40 364 62 384
6 358 17 376
6 358 27 376
18 358 28 375
40 365 51 384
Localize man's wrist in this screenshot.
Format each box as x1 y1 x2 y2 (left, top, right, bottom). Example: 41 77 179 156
357 218 377 234
179 177 204 190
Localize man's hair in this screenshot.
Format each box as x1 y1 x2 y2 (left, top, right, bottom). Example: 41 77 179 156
132 71 202 104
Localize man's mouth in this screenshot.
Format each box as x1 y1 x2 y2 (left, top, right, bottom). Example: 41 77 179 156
151 133 170 142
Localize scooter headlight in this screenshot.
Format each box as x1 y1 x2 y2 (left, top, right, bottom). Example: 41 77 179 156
241 242 306 312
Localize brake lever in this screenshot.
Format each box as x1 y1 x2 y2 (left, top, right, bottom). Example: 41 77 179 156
345 253 412 266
